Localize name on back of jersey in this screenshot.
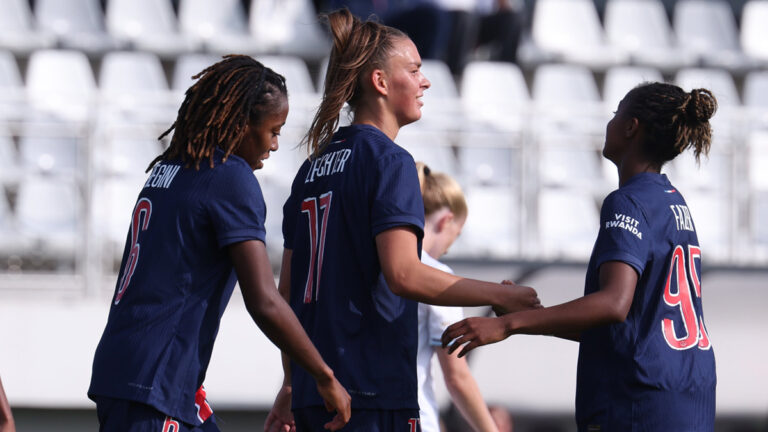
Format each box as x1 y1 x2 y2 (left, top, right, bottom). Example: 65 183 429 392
144 163 181 189
606 213 643 239
669 204 695 232
305 148 352 183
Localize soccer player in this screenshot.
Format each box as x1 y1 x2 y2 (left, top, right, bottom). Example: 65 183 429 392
88 55 350 432
264 8 540 432
442 82 718 431
414 162 498 432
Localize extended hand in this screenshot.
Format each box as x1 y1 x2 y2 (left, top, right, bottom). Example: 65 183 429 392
316 376 351 431
441 316 509 358
493 280 541 316
264 385 295 432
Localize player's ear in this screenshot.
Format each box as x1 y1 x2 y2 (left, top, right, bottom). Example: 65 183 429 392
625 117 640 139
436 211 454 233
370 68 388 96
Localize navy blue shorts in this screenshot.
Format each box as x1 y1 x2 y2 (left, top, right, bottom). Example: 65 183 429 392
294 407 421 432
94 397 220 432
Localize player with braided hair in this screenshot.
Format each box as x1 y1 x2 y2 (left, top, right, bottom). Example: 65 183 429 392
89 55 350 432
442 82 718 431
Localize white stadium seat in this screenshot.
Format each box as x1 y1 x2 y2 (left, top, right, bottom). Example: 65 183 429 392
460 61 530 132
740 0 768 63
603 65 664 111
35 0 123 54
250 0 330 60
178 0 261 55
0 0 56 53
26 49 96 122
106 0 200 58
605 0 697 72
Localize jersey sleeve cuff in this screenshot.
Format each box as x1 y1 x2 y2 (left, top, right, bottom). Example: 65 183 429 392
217 229 267 248
595 250 645 275
371 216 425 239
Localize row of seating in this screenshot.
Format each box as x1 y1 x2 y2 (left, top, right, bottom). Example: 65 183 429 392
0 0 328 59
521 0 768 73
2 47 768 128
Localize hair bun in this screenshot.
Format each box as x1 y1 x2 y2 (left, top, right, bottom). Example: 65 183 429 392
686 88 717 123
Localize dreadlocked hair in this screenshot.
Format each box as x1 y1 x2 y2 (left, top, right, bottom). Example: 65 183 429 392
148 55 287 171
624 82 717 166
303 8 407 158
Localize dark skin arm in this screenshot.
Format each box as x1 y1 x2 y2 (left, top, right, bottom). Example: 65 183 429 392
442 261 638 357
376 227 541 313
229 241 350 431
0 376 15 432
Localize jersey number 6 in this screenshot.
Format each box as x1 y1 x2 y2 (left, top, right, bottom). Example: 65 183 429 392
301 191 332 303
661 244 711 351
114 198 152 305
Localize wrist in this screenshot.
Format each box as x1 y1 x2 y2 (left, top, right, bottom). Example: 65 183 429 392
502 314 517 337
312 364 335 385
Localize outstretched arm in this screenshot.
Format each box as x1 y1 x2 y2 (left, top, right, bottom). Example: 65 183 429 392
436 350 498 432
376 227 540 314
0 376 15 432
229 241 350 431
442 261 638 357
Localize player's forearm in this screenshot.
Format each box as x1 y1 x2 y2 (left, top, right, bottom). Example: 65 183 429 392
439 355 498 432
446 375 498 432
504 290 627 337
0 379 14 432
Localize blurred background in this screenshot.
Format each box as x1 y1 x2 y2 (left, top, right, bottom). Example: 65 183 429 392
0 0 766 430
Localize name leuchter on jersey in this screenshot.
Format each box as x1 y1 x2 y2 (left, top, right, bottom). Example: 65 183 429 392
606 213 643 239
304 147 352 183
144 163 181 189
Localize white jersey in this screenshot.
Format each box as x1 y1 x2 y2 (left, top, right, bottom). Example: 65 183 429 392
417 252 465 432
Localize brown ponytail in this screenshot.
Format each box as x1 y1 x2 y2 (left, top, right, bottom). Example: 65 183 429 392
303 8 407 157
624 82 717 165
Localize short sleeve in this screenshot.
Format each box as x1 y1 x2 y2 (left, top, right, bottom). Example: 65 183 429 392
282 162 309 249
427 305 464 347
207 164 267 248
594 191 650 275
370 152 424 238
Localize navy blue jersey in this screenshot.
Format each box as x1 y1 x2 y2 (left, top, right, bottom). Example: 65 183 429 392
89 148 267 425
282 124 425 411
576 173 716 431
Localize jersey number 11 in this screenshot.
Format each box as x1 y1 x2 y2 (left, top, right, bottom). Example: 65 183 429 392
301 192 333 303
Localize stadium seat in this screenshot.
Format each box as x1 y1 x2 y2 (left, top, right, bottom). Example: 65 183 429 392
456 130 522 187
531 63 606 135
522 0 629 70
15 176 82 259
416 59 464 130
536 132 607 190
93 133 162 176
683 190 733 262
91 175 146 266
250 0 330 60
674 0 758 72
178 0 261 55
750 190 768 259
257 55 319 127
26 49 96 122
18 132 81 175
0 187 26 257
747 131 768 190
603 65 664 111
452 184 521 258
0 0 56 54
106 0 200 58
397 128 457 178
743 70 768 129
171 53 221 94
604 0 696 73
740 0 768 63
666 148 732 193
99 51 176 125
0 130 19 183
537 188 599 259
256 124 308 186
460 61 530 132
0 49 25 121
35 0 123 54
